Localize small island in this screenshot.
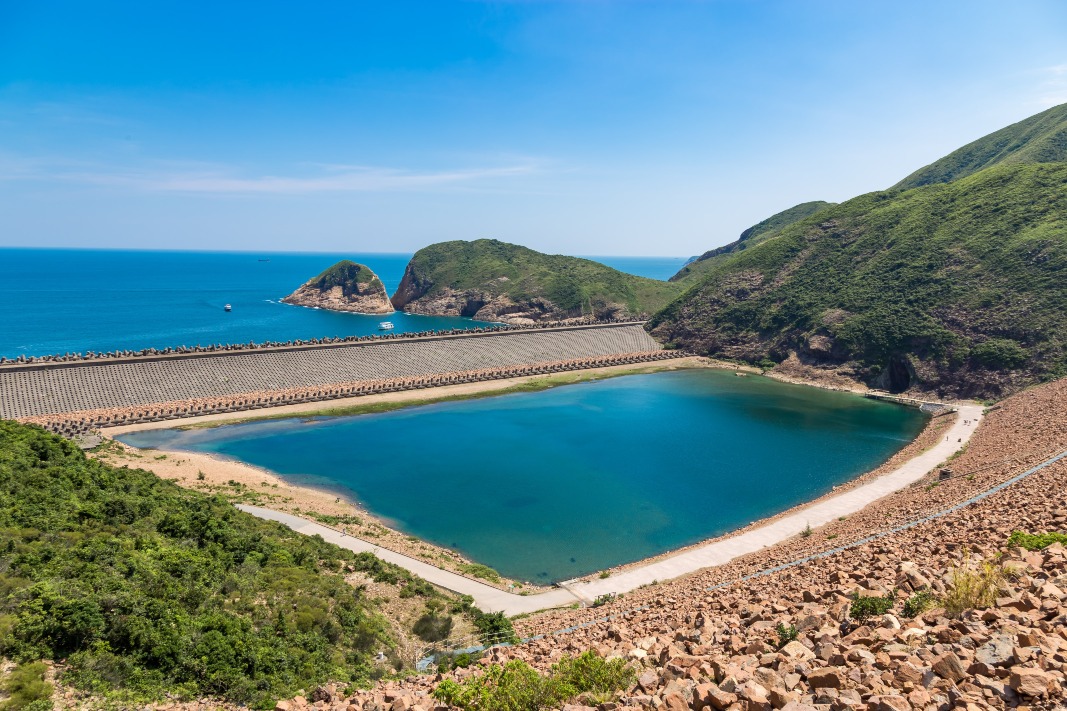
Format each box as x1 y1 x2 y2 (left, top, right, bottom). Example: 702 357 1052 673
282 260 394 315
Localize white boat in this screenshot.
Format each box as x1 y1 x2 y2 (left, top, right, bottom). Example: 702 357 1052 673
378 321 394 330
224 304 232 312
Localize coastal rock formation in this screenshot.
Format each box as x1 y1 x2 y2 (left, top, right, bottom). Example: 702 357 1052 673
390 239 682 324
282 260 393 314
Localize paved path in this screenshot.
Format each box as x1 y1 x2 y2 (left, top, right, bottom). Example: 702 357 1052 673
238 403 983 616
236 504 579 615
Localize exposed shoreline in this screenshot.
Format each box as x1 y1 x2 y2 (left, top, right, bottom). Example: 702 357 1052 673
99 357 723 592
97 355 956 599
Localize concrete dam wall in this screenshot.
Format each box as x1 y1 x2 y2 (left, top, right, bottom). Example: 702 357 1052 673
1 323 665 420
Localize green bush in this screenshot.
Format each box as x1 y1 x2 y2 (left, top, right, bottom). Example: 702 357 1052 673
457 563 502 584
0 662 53 711
433 651 634 711
902 590 938 618
848 593 895 624
449 596 518 646
413 613 453 643
971 339 1028 369
774 623 798 648
1007 531 1067 551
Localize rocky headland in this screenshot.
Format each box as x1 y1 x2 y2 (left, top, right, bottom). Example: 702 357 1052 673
390 239 682 325
282 260 393 314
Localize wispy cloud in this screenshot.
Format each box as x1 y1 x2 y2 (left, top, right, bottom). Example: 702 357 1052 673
0 157 544 194
1035 63 1067 107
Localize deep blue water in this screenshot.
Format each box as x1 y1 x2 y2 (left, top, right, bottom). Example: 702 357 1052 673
119 369 927 583
0 248 682 358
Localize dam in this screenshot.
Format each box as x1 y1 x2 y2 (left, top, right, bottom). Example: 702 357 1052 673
0 322 678 431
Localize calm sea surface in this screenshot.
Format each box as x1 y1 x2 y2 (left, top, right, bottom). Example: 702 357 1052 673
0 249 684 358
119 369 927 582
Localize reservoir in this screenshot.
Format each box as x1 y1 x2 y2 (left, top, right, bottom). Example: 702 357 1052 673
118 369 927 582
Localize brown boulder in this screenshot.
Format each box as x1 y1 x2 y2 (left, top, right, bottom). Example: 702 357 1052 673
807 668 845 689
1009 668 1053 698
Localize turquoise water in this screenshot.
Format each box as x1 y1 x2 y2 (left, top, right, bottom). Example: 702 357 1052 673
0 248 681 358
119 369 927 583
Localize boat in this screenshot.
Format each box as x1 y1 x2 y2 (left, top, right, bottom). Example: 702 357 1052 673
378 321 394 330
224 304 232 312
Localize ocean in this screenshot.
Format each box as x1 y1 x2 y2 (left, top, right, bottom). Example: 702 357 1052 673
119 369 927 582
0 248 687 359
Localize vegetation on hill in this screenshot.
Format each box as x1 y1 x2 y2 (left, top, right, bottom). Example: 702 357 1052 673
894 102 1067 189
0 421 433 708
650 161 1067 397
308 260 384 295
391 239 682 321
669 201 834 282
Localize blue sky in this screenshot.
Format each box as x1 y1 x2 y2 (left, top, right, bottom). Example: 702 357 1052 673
2 1 1066 257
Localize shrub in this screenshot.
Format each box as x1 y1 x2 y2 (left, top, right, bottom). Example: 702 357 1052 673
592 593 617 608
1007 531 1067 551
944 552 1015 618
970 339 1028 369
449 596 518 646
457 563 502 584
902 590 938 618
0 661 53 710
848 593 894 624
774 623 798 648
433 652 634 711
413 613 453 643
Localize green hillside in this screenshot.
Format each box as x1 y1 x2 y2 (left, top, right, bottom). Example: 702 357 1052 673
894 103 1067 189
670 201 834 282
650 161 1067 398
391 239 682 319
0 421 442 708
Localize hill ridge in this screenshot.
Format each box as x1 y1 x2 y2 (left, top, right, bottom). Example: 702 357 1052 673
894 102 1067 189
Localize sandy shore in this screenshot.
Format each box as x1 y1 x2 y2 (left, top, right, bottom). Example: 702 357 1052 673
97 357 718 592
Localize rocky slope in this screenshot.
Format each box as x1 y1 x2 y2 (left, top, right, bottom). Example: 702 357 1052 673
649 105 1067 399
283 260 393 314
281 376 1067 711
390 239 682 324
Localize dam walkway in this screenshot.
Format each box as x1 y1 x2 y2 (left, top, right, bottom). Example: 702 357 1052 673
240 403 984 616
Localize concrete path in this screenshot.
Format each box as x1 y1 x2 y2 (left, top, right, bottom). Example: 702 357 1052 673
236 504 580 615
238 403 983 616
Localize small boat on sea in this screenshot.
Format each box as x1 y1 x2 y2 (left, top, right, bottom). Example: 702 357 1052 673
224 304 232 312
378 321 394 330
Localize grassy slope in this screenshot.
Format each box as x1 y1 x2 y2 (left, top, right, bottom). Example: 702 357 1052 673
0 421 447 708
670 201 835 282
894 102 1067 189
399 239 681 317
309 260 384 294
649 162 1067 397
